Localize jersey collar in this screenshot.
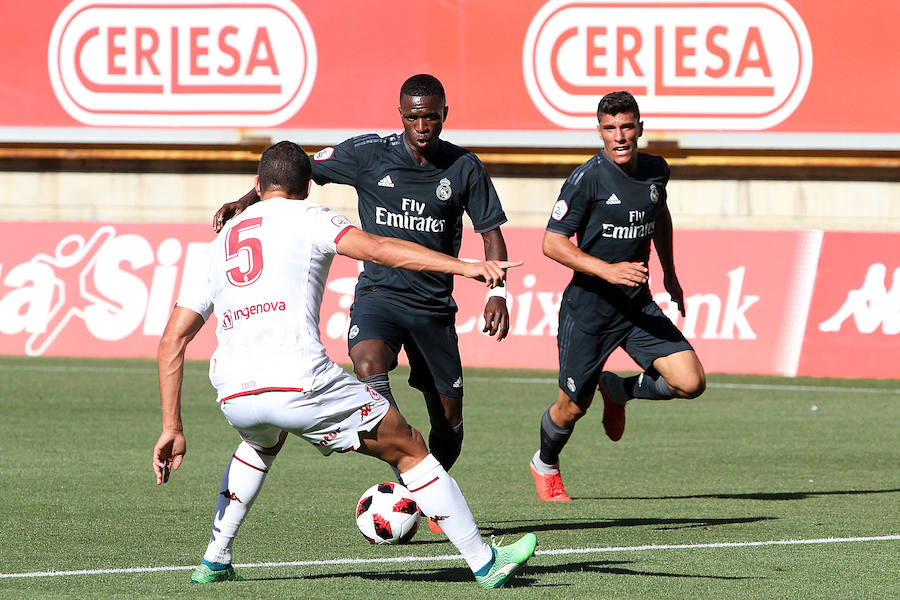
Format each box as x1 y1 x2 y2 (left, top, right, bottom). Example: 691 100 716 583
400 134 442 169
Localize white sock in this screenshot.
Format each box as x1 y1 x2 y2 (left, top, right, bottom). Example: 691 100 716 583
530 450 559 475
202 441 276 565
401 454 493 573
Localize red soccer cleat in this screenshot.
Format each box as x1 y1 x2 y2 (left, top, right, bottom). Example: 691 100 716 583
599 377 626 442
427 517 444 534
529 463 572 502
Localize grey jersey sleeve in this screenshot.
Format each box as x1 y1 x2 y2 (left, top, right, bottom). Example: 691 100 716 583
546 167 593 237
310 137 359 186
463 154 507 233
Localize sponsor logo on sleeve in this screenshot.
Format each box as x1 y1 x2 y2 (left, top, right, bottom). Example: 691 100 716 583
314 147 335 161
331 214 351 228
551 199 569 220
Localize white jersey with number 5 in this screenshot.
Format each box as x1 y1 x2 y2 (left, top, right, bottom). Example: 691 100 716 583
176 198 355 402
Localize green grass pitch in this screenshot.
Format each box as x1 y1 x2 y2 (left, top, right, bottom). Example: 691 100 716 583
0 355 897 599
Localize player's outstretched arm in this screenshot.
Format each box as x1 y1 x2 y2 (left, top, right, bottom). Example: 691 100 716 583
213 187 260 232
154 306 205 484
337 228 522 288
542 230 647 286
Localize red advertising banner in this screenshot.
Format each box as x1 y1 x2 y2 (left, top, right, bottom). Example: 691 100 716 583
1 222 896 379
0 0 897 137
798 233 900 379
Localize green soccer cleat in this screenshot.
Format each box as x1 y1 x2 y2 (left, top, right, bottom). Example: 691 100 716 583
189 562 244 583
475 533 537 589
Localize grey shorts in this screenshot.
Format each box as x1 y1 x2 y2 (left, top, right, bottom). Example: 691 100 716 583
348 292 464 398
557 299 693 401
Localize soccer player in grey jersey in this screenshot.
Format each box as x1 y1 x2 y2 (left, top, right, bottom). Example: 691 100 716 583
529 91 706 502
215 75 511 529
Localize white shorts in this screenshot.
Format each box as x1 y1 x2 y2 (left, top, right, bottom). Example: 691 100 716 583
220 371 390 456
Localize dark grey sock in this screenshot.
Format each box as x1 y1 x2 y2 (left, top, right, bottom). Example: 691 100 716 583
539 407 572 465
626 372 675 400
360 373 402 480
360 373 398 409
429 421 464 471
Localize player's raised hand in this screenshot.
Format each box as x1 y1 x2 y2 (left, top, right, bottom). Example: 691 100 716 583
600 261 648 286
213 193 259 233
153 430 186 485
464 260 523 288
213 198 251 232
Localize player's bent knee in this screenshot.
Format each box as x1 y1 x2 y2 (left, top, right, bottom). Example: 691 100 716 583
671 374 706 399
553 391 590 425
689 376 707 398
351 356 385 379
349 341 395 378
242 431 288 458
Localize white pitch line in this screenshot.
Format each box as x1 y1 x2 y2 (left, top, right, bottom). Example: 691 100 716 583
2 535 896 580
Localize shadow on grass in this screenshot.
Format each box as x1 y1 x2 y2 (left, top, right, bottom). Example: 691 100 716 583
592 487 900 502
482 516 775 536
245 558 757 585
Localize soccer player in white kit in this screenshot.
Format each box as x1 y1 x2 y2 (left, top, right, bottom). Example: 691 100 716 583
151 141 536 589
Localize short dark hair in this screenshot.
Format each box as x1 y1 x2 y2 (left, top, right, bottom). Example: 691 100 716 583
258 141 311 198
400 74 445 102
597 90 640 121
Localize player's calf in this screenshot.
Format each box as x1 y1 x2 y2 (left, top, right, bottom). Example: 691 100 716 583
428 421 464 471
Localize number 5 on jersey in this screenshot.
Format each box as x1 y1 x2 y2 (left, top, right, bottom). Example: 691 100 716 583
226 218 264 286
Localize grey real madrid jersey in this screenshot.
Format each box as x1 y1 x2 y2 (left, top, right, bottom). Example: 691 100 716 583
311 133 507 314
546 150 670 331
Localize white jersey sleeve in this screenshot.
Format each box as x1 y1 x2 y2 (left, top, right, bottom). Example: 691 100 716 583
175 243 214 320
311 206 355 256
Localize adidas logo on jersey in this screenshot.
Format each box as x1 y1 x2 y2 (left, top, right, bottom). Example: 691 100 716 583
377 175 394 187
606 194 621 205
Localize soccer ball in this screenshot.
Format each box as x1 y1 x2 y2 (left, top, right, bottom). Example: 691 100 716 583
355 482 420 544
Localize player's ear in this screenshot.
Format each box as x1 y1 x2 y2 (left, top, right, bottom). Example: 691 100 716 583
255 176 261 196
637 121 643 138
305 179 311 198
442 105 449 121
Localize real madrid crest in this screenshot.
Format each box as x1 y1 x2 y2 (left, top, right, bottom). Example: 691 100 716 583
649 184 659 204
436 178 452 201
